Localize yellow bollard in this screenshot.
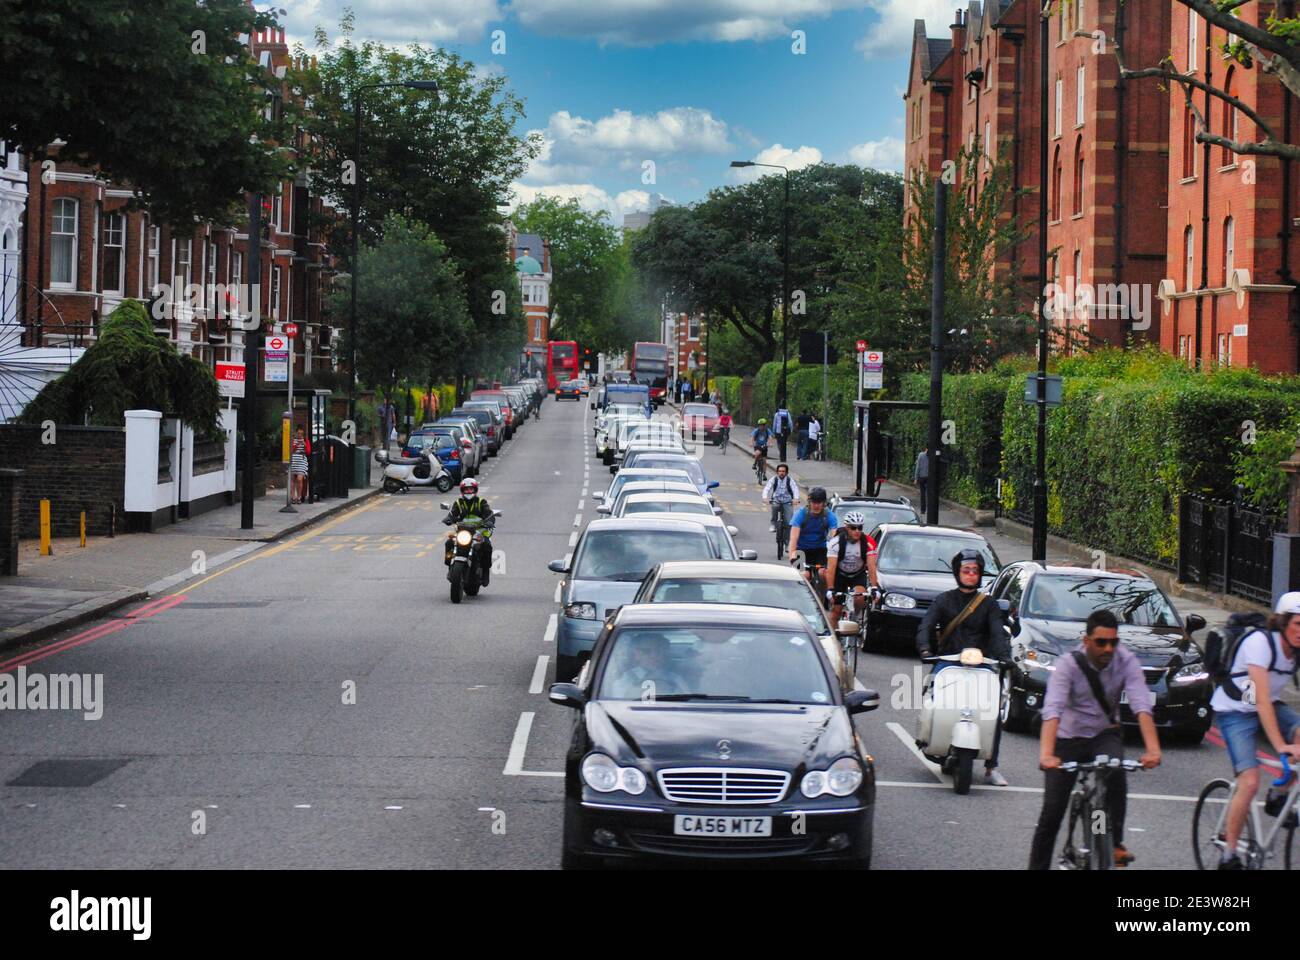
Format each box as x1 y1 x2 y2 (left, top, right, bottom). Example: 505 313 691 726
281 413 291 463
80 511 86 548
39 499 52 556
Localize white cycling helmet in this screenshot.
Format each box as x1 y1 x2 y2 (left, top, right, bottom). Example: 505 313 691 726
841 511 866 528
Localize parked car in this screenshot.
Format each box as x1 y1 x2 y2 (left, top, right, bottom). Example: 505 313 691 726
634 560 851 688
402 432 463 481
470 390 518 437
867 524 1001 651
550 603 879 868
449 407 501 455
549 518 717 682
989 562 1211 741
437 416 488 467
408 425 475 478
421 422 480 477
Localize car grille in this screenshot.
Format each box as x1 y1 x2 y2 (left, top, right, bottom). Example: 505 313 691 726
627 833 815 857
1142 666 1167 686
657 767 791 805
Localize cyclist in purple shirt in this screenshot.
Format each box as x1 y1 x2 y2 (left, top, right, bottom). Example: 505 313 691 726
1027 608 1162 870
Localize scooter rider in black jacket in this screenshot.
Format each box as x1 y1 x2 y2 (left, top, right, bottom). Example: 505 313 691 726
444 478 496 585
916 547 1011 786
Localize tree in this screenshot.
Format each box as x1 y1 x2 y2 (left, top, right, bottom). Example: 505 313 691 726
18 299 221 432
293 14 539 381
1102 0 1300 160
331 214 471 408
0 0 291 225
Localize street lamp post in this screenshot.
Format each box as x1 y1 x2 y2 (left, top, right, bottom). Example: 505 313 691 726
1032 8 1050 563
731 160 791 407
349 79 438 428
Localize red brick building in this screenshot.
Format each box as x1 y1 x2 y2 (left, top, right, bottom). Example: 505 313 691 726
17 28 339 380
905 1 1173 352
1161 2 1300 373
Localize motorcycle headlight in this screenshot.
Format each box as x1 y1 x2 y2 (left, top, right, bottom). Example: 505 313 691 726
580 753 645 795
884 593 916 610
565 602 598 620
455 530 473 547
1173 662 1209 685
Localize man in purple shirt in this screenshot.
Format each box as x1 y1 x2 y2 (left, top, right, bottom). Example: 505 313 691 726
1027 609 1162 869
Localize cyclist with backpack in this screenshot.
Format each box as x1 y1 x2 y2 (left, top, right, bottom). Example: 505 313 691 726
1206 592 1300 870
788 487 838 592
762 463 800 539
825 511 878 625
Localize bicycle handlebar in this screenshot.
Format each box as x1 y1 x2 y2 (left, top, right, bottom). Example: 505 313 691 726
1273 754 1294 788
1059 757 1144 773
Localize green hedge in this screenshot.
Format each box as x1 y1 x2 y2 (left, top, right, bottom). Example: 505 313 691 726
746 361 861 463
713 376 743 414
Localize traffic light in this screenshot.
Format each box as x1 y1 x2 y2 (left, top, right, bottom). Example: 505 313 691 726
798 331 839 365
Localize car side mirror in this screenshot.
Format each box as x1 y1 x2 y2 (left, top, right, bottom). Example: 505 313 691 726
1185 613 1207 634
707 481 720 490
549 682 586 709
592 490 606 501
548 559 569 574
845 689 880 714
596 505 611 515
739 549 758 561
726 525 739 536
836 620 860 636
712 506 723 516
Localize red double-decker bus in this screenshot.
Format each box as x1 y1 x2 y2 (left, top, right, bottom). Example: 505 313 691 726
631 341 670 405
547 340 579 391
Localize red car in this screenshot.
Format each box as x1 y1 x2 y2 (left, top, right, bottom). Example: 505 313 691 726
680 402 722 442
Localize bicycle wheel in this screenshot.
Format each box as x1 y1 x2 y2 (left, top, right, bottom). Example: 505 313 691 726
1059 794 1086 869
1088 783 1113 870
1192 779 1236 870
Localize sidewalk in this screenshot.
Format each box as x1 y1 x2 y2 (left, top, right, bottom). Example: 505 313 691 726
0 486 380 652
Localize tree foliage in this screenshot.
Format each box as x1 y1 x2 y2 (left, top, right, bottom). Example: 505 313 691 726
0 0 291 224
18 299 222 433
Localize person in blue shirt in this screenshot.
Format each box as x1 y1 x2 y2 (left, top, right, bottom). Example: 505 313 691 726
788 487 838 590
750 419 771 472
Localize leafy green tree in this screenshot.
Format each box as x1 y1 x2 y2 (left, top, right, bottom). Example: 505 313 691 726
331 214 471 409
0 0 290 224
19 300 221 432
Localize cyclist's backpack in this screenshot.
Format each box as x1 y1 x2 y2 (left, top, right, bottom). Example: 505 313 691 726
1203 612 1280 701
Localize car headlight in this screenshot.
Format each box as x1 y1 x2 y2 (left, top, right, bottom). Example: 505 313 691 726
1025 648 1055 670
1172 662 1209 685
801 758 863 798
884 593 916 610
455 530 473 547
580 753 646 794
565 601 598 620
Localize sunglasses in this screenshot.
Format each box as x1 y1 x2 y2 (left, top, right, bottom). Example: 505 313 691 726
1089 636 1120 648
845 525 863 531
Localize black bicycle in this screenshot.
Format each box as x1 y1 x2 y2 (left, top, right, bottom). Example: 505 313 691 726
753 446 768 483
772 503 792 559
1057 757 1144 870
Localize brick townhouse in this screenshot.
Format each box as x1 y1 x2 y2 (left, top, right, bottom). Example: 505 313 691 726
905 1 1174 353
1162 1 1300 374
505 221 552 377
16 27 339 381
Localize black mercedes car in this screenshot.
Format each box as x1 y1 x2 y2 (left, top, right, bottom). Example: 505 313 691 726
989 562 1212 742
867 524 1001 652
550 603 879 868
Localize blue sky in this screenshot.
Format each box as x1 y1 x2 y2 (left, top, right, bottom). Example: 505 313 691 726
280 0 957 223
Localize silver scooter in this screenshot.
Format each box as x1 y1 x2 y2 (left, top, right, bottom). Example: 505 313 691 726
375 447 454 494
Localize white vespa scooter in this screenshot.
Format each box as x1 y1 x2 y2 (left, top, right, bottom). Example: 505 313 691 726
915 648 1004 794
375 447 454 494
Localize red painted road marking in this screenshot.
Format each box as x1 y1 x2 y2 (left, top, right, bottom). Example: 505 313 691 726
1205 723 1281 765
0 593 188 672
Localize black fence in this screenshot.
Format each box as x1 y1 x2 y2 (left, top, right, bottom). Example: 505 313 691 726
1178 495 1281 604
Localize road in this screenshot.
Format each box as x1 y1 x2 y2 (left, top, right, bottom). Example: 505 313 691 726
0 397 1257 869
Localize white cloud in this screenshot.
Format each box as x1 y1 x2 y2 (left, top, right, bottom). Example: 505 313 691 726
280 0 504 46
512 0 864 46
523 107 734 185
856 0 953 58
731 143 822 180
506 182 653 223
847 136 904 171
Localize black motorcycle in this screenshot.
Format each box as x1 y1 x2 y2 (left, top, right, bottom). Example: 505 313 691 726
441 508 501 603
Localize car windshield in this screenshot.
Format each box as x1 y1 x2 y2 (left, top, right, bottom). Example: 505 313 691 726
846 504 920 529
623 499 712 516
1023 575 1180 626
683 404 718 418
877 534 999 576
596 626 832 703
650 578 827 631
632 458 705 485
574 530 713 581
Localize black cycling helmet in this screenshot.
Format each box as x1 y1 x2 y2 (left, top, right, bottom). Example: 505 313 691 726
809 487 828 504
951 547 985 584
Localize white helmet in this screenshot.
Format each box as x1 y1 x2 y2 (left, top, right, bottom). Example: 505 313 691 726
1276 592 1300 616
841 511 866 528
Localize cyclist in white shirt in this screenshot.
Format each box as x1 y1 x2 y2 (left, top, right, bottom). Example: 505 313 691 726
762 463 800 538
1212 592 1300 869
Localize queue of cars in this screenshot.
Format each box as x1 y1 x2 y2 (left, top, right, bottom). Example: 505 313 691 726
549 407 878 869
401 379 545 481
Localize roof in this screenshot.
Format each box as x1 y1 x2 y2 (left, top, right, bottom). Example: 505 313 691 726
615 602 809 630
1006 561 1153 582
624 492 710 504
653 560 806 582
583 517 715 535
877 523 985 539
515 232 545 259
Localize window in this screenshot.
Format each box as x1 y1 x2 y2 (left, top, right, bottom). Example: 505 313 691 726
206 242 218 302
102 212 125 295
1074 249 1083 287
1217 333 1230 367
1076 0 1084 30
1189 13 1198 73
270 265 281 320
176 239 192 290
984 120 991 164
1073 138 1084 215
51 198 78 287
688 314 701 339
1076 65 1086 125
231 251 243 312
1224 217 1235 284
1178 335 1191 361
534 318 542 341
1222 68 1239 166
272 185 282 233
147 225 160 293
1055 77 1063 136
1051 146 1063 221
1184 226 1195 291
1183 108 1197 178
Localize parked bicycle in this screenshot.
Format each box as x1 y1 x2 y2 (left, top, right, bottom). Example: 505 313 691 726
1193 755 1298 870
1057 757 1145 870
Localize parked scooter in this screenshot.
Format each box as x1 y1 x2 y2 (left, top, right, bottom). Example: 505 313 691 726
440 506 502 603
375 448 454 494
915 649 1004 794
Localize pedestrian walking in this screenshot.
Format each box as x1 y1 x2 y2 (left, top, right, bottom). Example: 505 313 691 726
807 414 822 461
796 411 811 460
682 379 694 403
914 448 931 516
290 425 310 504
773 405 793 463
